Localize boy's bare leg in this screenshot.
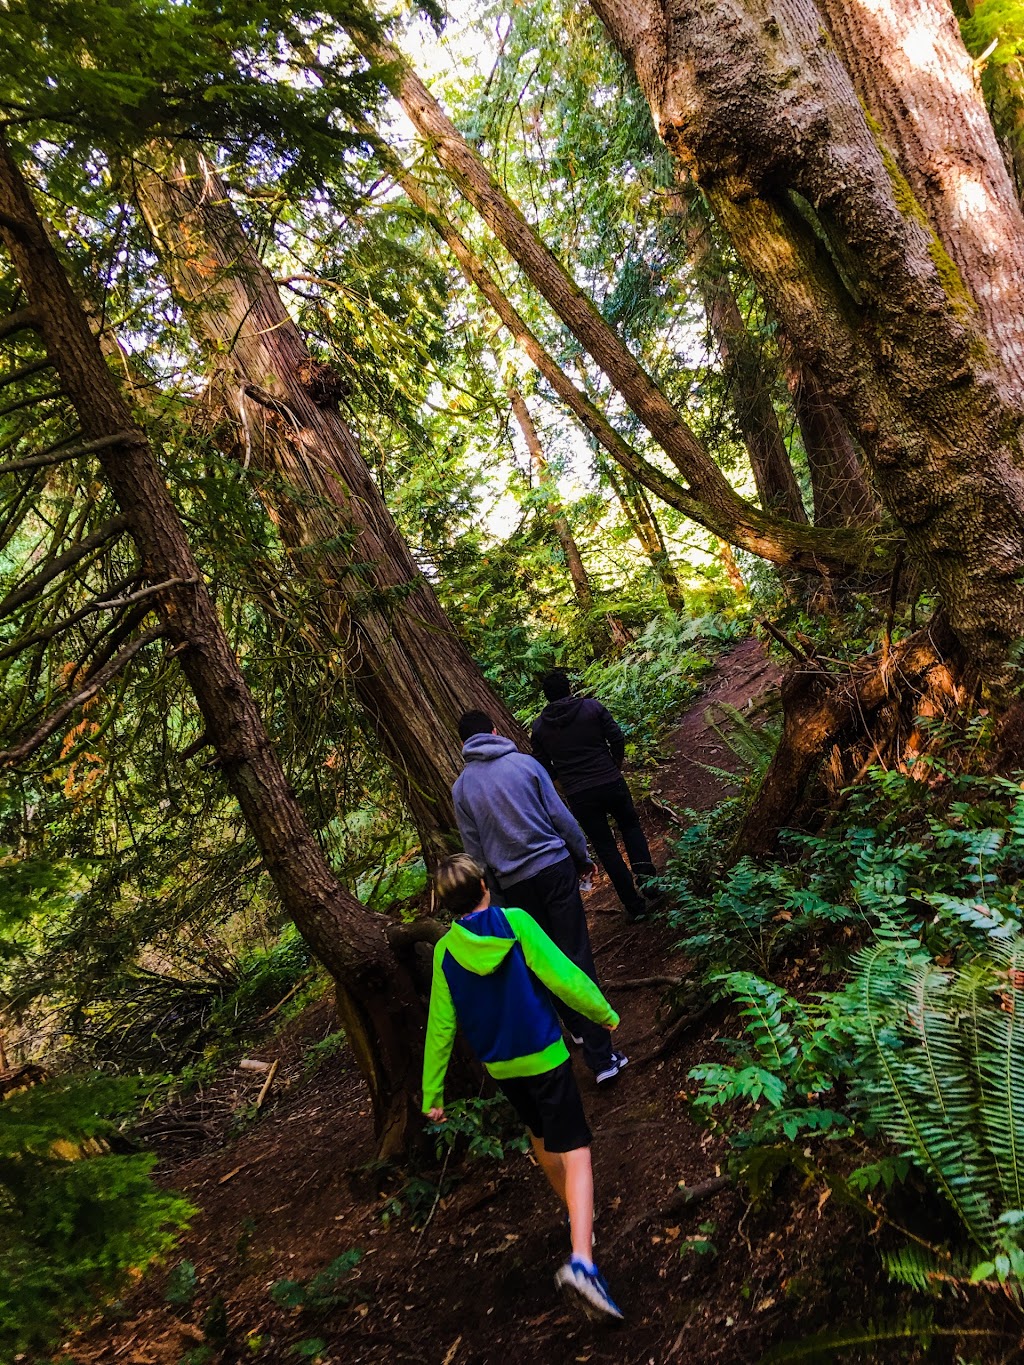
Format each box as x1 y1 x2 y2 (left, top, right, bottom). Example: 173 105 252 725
529 1136 595 1262
529 1131 567 1204
562 1146 595 1263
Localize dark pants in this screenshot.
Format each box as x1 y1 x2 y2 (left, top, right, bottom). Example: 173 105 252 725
503 855 613 1075
567 777 656 916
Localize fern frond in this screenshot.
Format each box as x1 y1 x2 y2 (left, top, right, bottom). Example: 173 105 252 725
760 1312 1005 1363
972 936 1024 1213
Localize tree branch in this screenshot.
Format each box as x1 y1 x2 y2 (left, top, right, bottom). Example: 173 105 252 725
0 514 129 621
0 624 164 766
0 305 38 340
0 430 141 476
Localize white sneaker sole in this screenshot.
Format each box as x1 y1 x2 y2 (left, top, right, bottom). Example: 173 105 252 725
555 1266 624 1321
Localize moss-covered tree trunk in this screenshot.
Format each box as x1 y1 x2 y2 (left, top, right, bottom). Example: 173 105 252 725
817 0 1024 404
591 0 1024 672
0 135 425 1157
603 461 686 612
133 145 522 863
783 358 878 530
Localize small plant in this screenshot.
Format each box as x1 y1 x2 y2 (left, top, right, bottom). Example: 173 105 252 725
302 1030 347 1075
165 1258 198 1307
424 1095 530 1162
680 1220 718 1258
270 1250 364 1312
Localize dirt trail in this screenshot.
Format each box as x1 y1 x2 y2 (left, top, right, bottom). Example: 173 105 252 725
62 640 877 1365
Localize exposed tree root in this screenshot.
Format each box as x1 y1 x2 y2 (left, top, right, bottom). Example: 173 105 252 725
734 615 965 857
608 1175 731 1249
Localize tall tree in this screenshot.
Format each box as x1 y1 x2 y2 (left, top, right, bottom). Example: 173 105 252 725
132 144 523 860
591 0 1024 670
602 461 686 611
344 16 879 581
0 135 432 1155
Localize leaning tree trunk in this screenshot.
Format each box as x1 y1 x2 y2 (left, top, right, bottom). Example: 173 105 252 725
591 0 1024 673
673 185 808 524
346 19 881 582
817 0 1024 405
133 144 522 863
0 135 426 1157
783 358 879 529
507 386 609 649
603 460 686 612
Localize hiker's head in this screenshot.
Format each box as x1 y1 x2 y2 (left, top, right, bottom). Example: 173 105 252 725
458 709 495 741
435 853 488 916
541 669 572 702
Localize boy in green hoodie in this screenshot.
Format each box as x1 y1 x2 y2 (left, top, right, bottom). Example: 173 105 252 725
423 853 623 1321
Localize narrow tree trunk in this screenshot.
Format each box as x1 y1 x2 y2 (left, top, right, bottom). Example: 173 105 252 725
592 0 1024 671
0 135 425 1156
346 22 880 580
817 0 1024 404
783 359 879 529
132 145 523 863
507 386 600 624
718 540 747 596
674 186 807 524
604 460 686 612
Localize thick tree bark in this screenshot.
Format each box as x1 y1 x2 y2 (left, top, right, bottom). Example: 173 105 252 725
673 186 808 524
784 359 879 530
591 0 1024 671
817 0 1024 404
0 136 427 1156
347 22 881 581
507 387 599 622
132 145 522 863
603 460 686 612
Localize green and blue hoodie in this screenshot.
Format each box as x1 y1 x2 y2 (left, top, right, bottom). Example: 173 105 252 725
422 903 619 1114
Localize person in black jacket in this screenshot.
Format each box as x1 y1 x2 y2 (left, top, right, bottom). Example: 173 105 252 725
531 671 658 921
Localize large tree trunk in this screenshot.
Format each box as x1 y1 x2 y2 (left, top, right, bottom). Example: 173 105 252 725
674 186 808 524
0 135 425 1156
817 0 1024 404
132 145 522 863
591 0 1024 672
346 22 880 581
784 358 879 529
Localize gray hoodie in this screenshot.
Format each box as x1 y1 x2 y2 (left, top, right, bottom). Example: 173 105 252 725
452 734 589 889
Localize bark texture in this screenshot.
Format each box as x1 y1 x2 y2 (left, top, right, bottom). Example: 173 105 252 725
348 22 881 580
592 0 1024 669
674 187 807 524
817 0 1024 403
784 359 879 529
0 136 425 1155
133 145 521 861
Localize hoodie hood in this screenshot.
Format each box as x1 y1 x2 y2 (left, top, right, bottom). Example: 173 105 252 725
540 696 586 728
445 904 517 975
461 733 519 763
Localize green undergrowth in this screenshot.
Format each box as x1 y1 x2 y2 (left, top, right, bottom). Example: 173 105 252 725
0 1075 193 1358
663 762 1024 1351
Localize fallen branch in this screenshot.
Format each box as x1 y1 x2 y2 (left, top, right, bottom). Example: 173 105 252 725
255 1058 279 1109
608 1175 730 1249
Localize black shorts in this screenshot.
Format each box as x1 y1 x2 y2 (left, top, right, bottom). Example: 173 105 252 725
496 1059 592 1153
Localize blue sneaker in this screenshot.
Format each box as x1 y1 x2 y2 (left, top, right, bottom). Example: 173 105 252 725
555 1256 623 1321
595 1051 628 1085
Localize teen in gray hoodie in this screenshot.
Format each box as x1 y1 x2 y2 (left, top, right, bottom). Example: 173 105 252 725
451 710 627 1085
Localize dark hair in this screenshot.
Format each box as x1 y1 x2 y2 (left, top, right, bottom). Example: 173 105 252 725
457 709 494 741
435 854 487 915
541 669 572 702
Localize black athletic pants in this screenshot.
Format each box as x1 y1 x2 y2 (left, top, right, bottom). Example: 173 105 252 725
567 776 656 916
503 855 613 1075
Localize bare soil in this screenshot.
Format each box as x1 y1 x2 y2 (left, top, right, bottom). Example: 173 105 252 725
57 642 903 1365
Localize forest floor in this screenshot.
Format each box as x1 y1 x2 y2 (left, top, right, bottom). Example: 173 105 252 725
60 640 897 1365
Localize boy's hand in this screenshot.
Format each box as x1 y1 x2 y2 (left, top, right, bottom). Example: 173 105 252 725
427 1107 446 1123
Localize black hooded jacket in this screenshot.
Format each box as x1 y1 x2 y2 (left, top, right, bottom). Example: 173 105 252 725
530 696 625 797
